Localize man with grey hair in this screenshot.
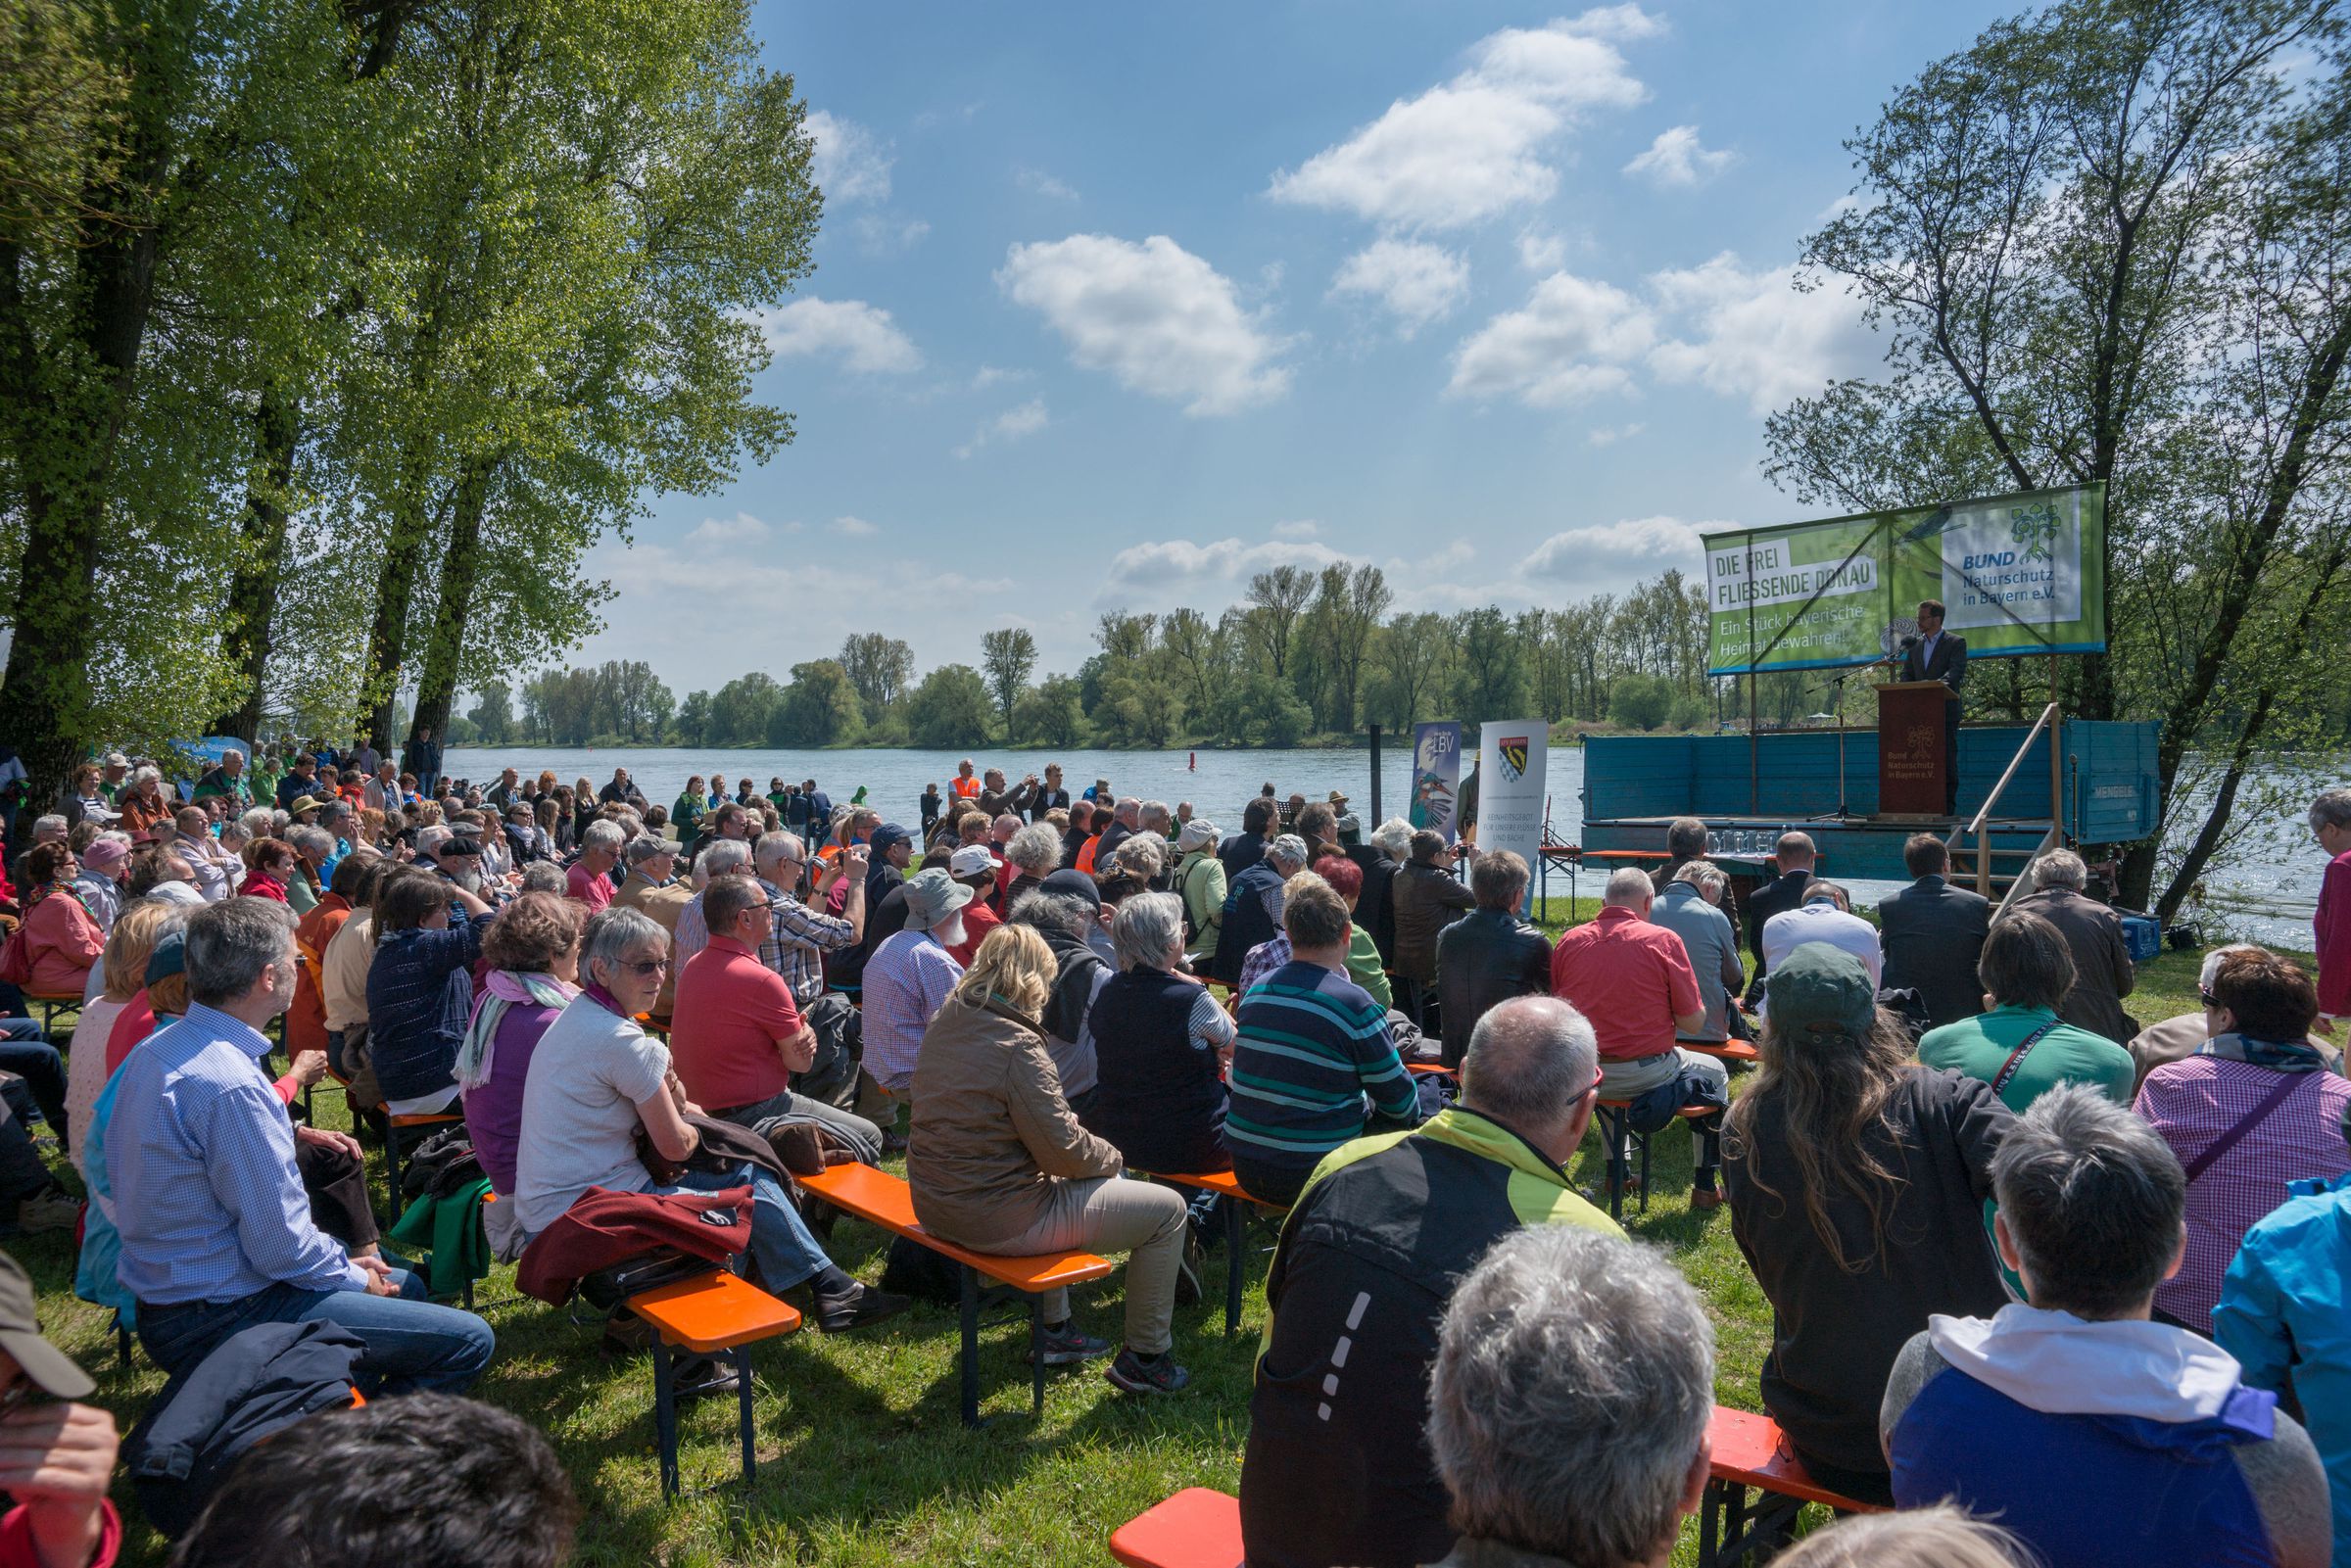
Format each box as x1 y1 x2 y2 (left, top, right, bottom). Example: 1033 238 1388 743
1239 994 1621 1568
1138 800 1173 840
1881 1083 2330 1568
1348 816 1411 969
1210 832 1304 989
107 896 497 1387
1436 848 1551 1068
1094 795 1142 867
1423 1224 1713 1568
2005 847 2135 1042
565 819 625 915
2310 786 2351 1031
1743 830 1818 998
753 832 866 1010
1551 866 1727 1208
672 836 754 969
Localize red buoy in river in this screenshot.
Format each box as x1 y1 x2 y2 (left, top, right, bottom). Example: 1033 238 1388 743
1188 751 1195 771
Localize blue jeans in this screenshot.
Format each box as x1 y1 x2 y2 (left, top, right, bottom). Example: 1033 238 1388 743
662 1163 829 1293
0 1036 68 1139
137 1271 495 1394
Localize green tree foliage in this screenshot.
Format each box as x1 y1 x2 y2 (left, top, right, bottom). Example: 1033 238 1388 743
905 664 995 748
980 628 1038 733
1768 0 2351 917
709 671 783 747
774 659 862 745
1013 675 1085 746
467 680 515 745
838 633 914 724
1609 674 1673 732
675 689 712 748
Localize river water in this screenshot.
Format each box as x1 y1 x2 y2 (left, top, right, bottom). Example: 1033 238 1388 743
444 743 2328 948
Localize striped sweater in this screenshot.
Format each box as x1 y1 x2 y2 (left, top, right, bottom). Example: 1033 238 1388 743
1228 960 1417 1183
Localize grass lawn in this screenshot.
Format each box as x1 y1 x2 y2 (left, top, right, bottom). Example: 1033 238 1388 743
17 935 2262 1567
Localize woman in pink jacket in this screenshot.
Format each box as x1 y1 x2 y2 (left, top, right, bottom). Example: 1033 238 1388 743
18 844 103 998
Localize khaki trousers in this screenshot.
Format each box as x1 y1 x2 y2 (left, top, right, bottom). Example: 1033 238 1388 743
989 1175 1188 1354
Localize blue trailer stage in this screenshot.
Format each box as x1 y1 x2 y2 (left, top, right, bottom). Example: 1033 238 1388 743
1577 719 2160 883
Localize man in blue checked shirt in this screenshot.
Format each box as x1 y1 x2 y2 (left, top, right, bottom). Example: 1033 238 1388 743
107 898 494 1390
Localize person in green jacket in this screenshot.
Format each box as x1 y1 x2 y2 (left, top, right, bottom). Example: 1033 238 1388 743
671 775 706 839
1176 819 1226 970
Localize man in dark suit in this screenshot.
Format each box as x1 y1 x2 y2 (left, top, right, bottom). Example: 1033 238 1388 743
2004 847 2136 1043
1878 832 1991 1028
1742 831 1817 1003
1900 597 1967 814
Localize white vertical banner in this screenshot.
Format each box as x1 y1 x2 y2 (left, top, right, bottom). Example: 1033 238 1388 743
1477 720 1548 916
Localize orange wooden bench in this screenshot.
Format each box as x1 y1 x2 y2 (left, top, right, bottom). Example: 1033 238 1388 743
1109 1486 1243 1568
1591 1101 1720 1221
1142 1167 1282 1334
24 990 81 1044
1685 1038 1759 1067
628 1269 801 1499
1698 1405 1884 1564
793 1161 1113 1426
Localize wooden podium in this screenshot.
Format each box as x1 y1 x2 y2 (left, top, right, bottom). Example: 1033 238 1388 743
1878 681 1955 817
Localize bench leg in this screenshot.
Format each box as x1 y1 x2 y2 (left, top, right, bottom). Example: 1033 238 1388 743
1598 1107 1627 1223
652 1341 680 1501
1636 1126 1653 1217
1223 1193 1245 1335
958 1263 982 1428
736 1345 755 1487
1030 1294 1046 1418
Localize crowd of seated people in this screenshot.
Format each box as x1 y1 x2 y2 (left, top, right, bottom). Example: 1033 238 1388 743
12 750 2351 1567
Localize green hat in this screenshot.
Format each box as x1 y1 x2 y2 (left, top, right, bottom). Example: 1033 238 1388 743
0 1253 93 1399
1765 942 1878 1042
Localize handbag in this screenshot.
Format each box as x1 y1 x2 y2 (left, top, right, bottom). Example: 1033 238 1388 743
0 920 30 987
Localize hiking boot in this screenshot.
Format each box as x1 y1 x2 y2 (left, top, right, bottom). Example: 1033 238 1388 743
16 1192 78 1233
1028 1320 1112 1365
1173 1226 1205 1307
1104 1348 1190 1396
812 1281 912 1334
671 1353 742 1402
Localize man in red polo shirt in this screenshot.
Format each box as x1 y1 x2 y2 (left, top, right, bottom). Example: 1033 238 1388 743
668 876 883 1162
1550 867 1728 1209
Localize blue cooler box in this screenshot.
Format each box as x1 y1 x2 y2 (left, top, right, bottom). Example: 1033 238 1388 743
2120 914 2162 964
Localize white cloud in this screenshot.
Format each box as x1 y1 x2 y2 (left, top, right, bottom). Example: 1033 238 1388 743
953 398 1049 458
1622 124 1737 187
753 298 922 374
834 515 880 538
1516 229 1567 272
1267 13 1654 230
683 511 773 548
1271 519 1321 540
1016 166 1080 201
1328 239 1470 336
1446 271 1655 406
1646 253 1877 413
996 234 1294 415
805 110 892 204
1587 421 1646 446
1101 536 1342 595
1517 516 1706 581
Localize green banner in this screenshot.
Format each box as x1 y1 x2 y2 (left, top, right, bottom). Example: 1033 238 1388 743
1703 484 2105 675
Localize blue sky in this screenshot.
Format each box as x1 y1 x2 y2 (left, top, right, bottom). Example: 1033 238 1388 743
575 1 2016 695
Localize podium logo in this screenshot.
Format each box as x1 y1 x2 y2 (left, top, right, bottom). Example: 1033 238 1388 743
1499 737 1529 783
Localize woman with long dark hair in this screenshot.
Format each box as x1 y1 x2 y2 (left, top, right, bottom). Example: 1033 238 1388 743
1723 942 2015 1506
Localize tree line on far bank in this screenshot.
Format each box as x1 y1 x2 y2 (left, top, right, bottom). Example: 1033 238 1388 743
451 565 1723 752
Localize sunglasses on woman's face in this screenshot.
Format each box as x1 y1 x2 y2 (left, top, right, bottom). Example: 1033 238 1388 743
621 957 669 977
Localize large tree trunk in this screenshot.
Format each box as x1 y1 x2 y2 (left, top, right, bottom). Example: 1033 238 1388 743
212 387 300 739
408 454 496 743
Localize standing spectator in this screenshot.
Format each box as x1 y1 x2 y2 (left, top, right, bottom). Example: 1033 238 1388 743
2311 787 2351 1035
1387 829 1473 1022
1551 867 1725 1209
1648 860 1744 1048
1878 833 1991 1028
860 869 970 1103
1722 944 2013 1506
1239 996 1617 1568
191 748 254 811
2217 1098 2351 1568
2004 849 2136 1042
402 727 440 799
563 821 622 915
1226 872 1417 1208
1743 831 1818 994
1882 1085 2329 1568
1435 849 1551 1069
908 924 1192 1394
1173 819 1225 971
2138 946 2351 1332
109 898 494 1387
1415 1225 1709 1568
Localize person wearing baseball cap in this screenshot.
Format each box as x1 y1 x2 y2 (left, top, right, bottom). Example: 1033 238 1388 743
859 869 973 1101
1722 942 2015 1506
0 1251 120 1567
97 753 129 804
945 845 1003 967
